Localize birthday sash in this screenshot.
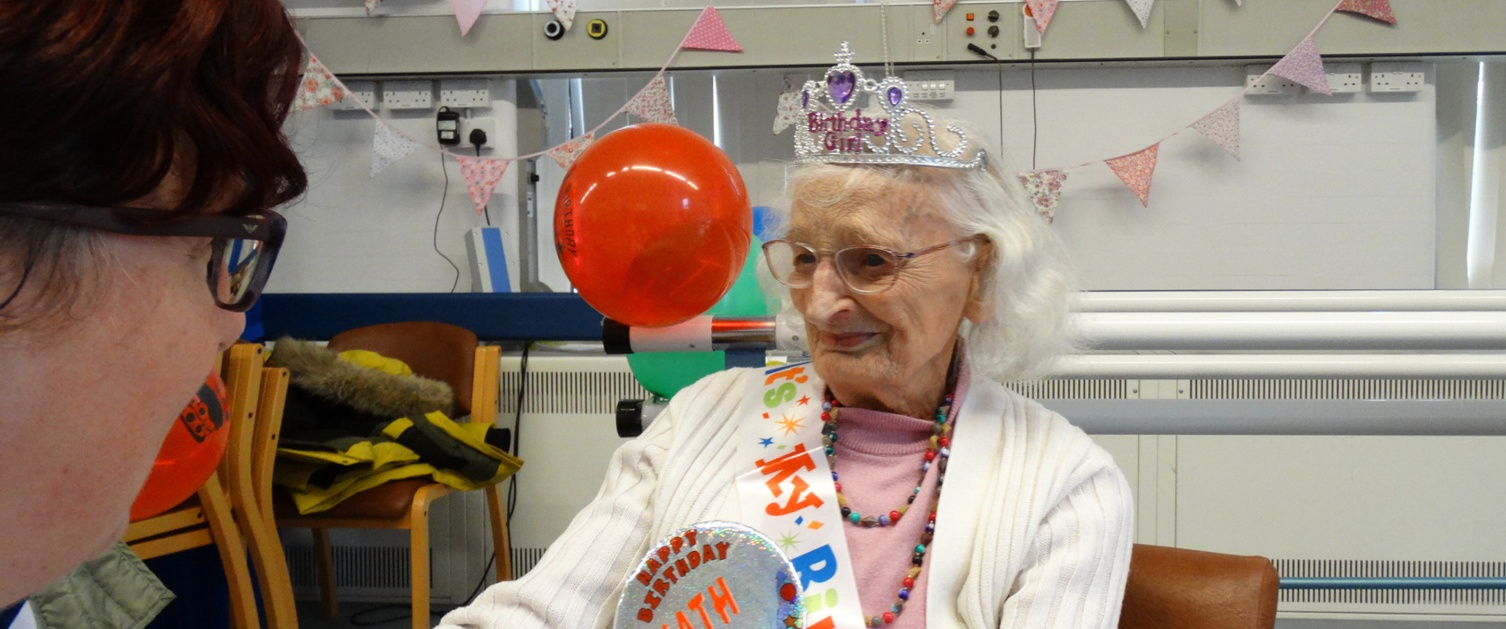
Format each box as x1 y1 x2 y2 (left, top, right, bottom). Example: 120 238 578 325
734 362 866 629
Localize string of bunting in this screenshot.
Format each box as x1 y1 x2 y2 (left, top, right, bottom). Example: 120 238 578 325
294 5 742 214
835 0 1396 222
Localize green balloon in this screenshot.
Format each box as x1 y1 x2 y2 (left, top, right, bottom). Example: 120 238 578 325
628 236 771 398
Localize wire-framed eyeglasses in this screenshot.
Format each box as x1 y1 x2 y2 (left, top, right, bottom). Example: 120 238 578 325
0 203 286 312
762 235 987 295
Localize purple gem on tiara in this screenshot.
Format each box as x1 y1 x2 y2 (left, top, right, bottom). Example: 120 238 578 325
887 87 903 106
801 90 809 108
829 71 856 104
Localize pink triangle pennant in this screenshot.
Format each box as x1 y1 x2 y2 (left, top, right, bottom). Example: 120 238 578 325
365 0 381 15
1269 36 1332 95
773 84 802 134
682 6 741 52
1017 169 1069 223
1105 143 1160 207
1123 0 1153 28
370 123 420 177
932 0 960 23
1191 100 1241 159
451 0 486 36
547 0 577 30
292 56 345 112
626 76 677 125
1336 0 1396 24
457 156 510 214
1025 0 1059 34
546 133 595 170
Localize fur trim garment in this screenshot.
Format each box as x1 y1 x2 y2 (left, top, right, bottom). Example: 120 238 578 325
267 338 456 419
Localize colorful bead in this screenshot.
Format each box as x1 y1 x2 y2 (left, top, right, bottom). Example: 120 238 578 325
898 588 910 600
882 612 896 624
902 576 915 588
878 515 891 526
849 512 861 523
889 510 901 522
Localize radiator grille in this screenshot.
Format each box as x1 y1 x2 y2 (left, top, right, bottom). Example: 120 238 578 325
499 370 650 415
285 544 424 590
1275 559 1506 605
1192 378 1506 400
512 547 549 578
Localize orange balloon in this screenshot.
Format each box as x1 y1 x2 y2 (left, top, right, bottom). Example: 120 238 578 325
555 124 751 327
130 372 231 521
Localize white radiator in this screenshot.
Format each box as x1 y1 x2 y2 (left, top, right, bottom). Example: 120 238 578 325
286 353 1506 622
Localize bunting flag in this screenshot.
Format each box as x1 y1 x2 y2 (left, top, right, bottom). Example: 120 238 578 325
682 6 741 52
1025 0 1060 34
1269 36 1332 95
1336 0 1396 24
1105 143 1160 207
1123 0 1154 28
364 0 381 14
933 0 960 23
1191 100 1241 159
1233 0 1241 5
546 133 595 169
626 76 678 125
457 156 510 214
548 0 577 30
370 124 420 177
292 56 345 112
451 0 486 36
1018 170 1069 223
773 84 803 134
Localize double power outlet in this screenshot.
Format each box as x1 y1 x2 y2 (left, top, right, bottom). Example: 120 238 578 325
1245 61 1426 95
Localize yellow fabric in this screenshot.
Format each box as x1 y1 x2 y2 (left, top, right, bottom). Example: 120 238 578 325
336 349 413 376
275 410 523 514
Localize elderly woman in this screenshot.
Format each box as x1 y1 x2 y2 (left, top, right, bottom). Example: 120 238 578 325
443 46 1132 629
0 0 305 617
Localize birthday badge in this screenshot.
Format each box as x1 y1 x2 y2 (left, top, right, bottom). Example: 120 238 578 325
615 521 804 629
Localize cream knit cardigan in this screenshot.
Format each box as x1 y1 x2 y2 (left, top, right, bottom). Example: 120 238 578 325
438 367 1134 629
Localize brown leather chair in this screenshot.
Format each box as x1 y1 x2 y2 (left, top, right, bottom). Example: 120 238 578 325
1120 544 1280 629
274 321 511 629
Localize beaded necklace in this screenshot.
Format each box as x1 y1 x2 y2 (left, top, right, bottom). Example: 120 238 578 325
820 389 954 628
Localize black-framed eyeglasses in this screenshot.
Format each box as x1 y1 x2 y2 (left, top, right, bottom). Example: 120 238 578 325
0 203 286 312
762 235 987 295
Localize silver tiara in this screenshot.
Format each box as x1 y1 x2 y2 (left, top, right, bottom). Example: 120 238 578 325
793 42 985 170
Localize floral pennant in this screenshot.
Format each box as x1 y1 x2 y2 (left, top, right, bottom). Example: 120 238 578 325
365 0 381 15
682 6 741 52
773 84 803 134
1018 169 1069 223
292 55 345 112
626 76 677 125
1269 36 1331 95
457 156 510 214
546 133 595 170
370 123 420 177
1191 100 1241 159
1025 0 1060 34
1336 0 1396 24
1105 143 1160 207
547 0 577 31
933 0 960 23
451 0 487 36
1123 0 1153 28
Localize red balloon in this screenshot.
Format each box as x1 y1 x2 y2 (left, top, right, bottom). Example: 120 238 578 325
555 123 751 327
130 372 231 521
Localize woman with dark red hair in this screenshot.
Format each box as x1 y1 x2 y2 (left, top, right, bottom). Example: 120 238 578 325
0 0 307 619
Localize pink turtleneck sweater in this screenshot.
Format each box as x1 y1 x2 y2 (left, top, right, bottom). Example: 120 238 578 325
832 362 971 629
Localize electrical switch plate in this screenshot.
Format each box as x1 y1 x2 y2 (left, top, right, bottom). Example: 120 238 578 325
1244 65 1300 95
904 71 955 101
1325 63 1363 94
912 23 943 62
1370 61 1426 93
459 117 499 154
337 80 377 110
382 80 433 110
439 79 493 109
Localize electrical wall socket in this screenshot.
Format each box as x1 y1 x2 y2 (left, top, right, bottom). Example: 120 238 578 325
439 79 493 109
382 80 433 110
337 80 377 110
904 70 955 101
459 117 499 153
1244 65 1300 95
1370 61 1426 93
1325 63 1364 94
